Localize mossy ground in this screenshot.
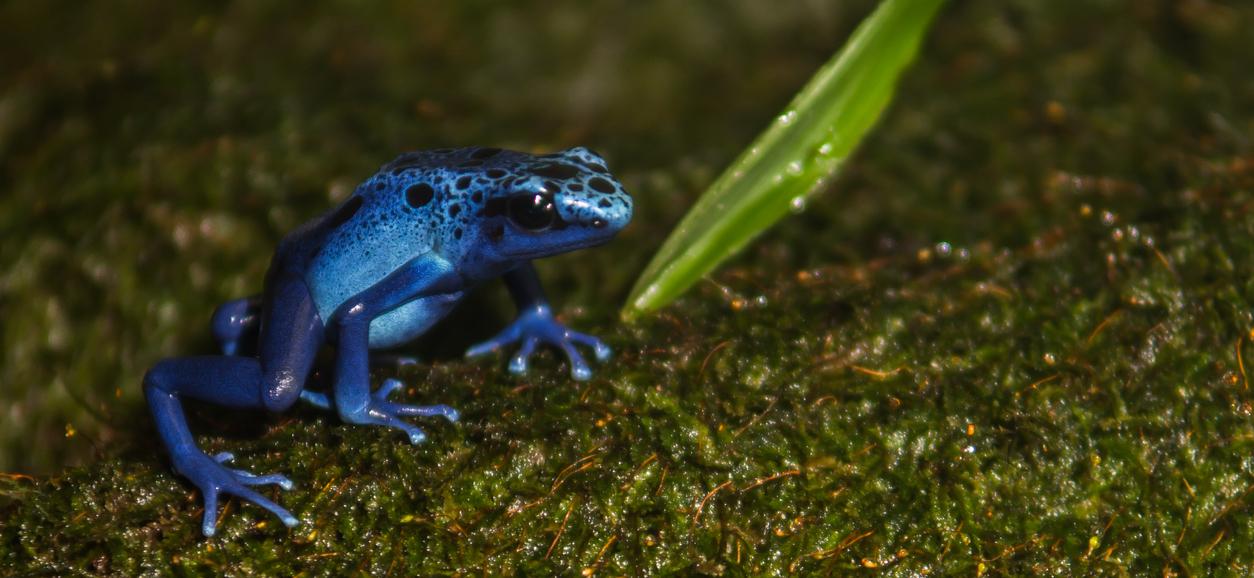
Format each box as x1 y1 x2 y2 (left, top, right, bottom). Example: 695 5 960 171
3 0 1254 575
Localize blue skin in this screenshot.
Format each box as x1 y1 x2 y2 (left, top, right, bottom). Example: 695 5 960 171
144 147 632 537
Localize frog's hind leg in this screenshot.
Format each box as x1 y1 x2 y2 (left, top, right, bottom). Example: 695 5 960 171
144 276 324 537
144 356 301 537
211 295 418 411
211 296 261 356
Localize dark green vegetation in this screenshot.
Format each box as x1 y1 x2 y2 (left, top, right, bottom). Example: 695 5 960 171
2 0 1253 575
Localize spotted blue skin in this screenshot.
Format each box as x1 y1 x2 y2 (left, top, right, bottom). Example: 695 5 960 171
144 147 631 537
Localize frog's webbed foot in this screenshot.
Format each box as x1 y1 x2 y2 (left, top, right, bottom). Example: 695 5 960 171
338 379 459 445
299 356 422 411
173 450 297 537
464 305 612 381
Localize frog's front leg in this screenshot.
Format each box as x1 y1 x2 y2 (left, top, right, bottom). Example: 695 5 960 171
328 254 461 443
465 262 611 381
213 297 419 376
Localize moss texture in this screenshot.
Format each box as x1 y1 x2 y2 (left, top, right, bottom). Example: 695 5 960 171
3 0 1254 575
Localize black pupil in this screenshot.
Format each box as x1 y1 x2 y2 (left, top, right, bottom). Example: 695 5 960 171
508 193 556 231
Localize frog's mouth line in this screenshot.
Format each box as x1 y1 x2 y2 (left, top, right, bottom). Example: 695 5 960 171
501 231 617 259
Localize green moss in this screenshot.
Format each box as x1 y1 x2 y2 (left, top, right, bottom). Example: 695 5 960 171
3 0 1254 574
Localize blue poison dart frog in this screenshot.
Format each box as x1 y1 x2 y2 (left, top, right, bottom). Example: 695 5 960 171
143 147 632 537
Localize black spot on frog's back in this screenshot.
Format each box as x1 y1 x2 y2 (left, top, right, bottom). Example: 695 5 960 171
588 177 615 193
326 196 363 229
406 183 435 208
531 163 580 180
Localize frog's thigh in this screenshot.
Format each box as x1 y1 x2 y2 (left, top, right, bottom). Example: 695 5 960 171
257 275 326 411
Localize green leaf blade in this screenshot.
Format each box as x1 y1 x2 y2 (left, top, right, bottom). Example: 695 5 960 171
623 0 946 319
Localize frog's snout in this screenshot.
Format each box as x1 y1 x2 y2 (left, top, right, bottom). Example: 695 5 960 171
593 193 632 231
557 187 632 235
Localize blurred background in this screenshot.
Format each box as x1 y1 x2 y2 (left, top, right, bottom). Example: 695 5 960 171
1 0 1250 474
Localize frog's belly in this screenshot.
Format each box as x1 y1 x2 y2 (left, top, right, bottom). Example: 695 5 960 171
367 292 464 349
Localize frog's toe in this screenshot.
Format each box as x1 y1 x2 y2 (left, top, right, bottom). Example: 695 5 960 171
507 337 540 375
201 492 219 537
181 451 298 537
568 330 612 362
230 471 295 490
299 389 332 410
395 422 428 445
465 325 522 359
372 380 459 423
202 484 298 537
371 354 421 368
339 389 459 444
559 342 593 381
464 341 495 358
386 401 460 423
221 484 296 531
211 451 296 491
374 378 405 401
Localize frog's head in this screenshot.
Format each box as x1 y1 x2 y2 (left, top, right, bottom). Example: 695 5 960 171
376 146 632 279
459 146 633 267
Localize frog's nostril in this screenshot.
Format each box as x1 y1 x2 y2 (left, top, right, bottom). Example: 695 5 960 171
591 218 607 229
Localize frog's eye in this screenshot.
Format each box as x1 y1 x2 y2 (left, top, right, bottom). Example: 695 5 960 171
507 193 557 231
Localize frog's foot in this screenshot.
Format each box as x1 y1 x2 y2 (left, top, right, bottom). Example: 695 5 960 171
339 379 459 445
301 357 423 412
173 450 297 537
464 306 611 381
